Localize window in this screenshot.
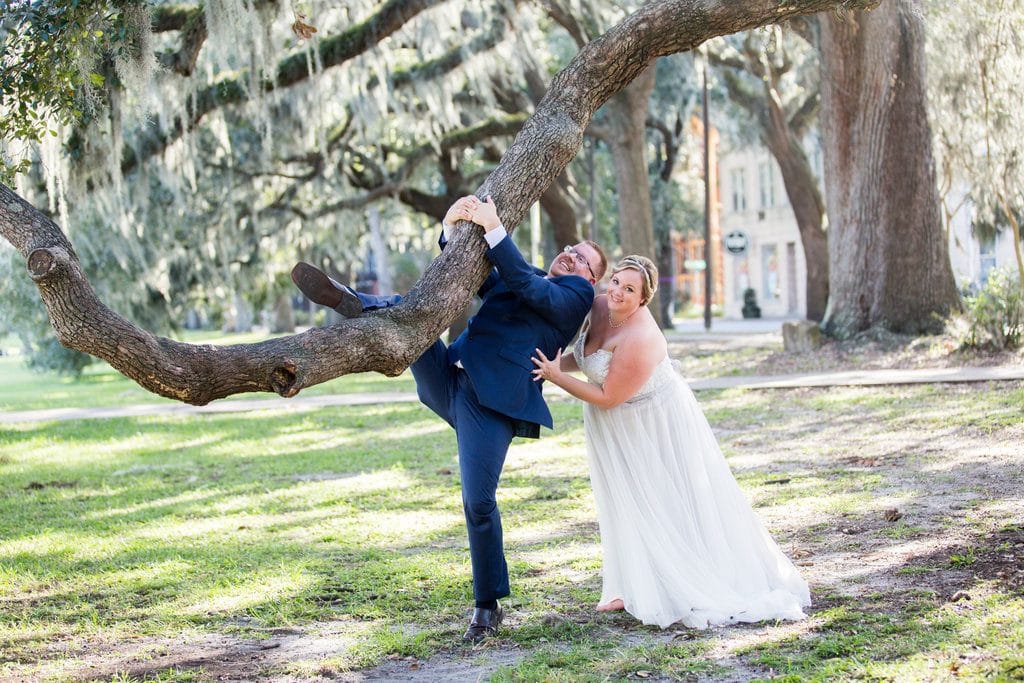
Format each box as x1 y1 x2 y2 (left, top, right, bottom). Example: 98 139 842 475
733 256 750 301
762 244 780 301
729 168 747 212
759 161 776 209
979 234 997 284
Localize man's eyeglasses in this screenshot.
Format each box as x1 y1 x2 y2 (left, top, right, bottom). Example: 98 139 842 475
563 245 597 280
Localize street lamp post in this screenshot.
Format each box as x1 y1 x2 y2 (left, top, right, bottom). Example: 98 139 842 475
702 52 712 331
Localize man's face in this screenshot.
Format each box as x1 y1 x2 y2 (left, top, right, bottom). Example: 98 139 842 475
549 243 601 284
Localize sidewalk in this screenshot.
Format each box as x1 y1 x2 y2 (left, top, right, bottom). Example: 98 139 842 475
668 316 800 336
3 365 1022 425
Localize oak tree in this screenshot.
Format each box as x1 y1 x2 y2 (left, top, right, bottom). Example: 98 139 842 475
0 0 880 405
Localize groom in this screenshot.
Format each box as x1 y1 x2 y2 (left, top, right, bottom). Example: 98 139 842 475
292 195 606 642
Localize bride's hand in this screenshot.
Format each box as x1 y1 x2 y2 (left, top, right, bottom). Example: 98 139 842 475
531 347 563 382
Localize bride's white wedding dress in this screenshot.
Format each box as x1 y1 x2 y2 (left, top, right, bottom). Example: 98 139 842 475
573 331 810 629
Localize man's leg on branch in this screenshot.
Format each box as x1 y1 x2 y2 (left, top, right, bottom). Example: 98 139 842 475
291 262 401 317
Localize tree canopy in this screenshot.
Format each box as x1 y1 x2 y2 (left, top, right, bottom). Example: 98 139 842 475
0 0 880 402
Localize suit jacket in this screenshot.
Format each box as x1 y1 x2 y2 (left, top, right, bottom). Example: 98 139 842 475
447 236 594 431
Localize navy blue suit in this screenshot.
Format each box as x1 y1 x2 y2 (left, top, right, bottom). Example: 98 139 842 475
355 234 593 601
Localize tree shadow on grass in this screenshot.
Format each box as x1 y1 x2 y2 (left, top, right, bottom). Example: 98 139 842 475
3 382 1022 681
722 524 1024 682
0 401 601 677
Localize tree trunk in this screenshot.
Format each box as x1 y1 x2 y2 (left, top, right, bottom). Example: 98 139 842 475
539 175 583 248
760 113 829 322
604 64 665 323
656 223 675 326
996 194 1024 286
271 293 295 333
818 0 958 337
0 0 880 404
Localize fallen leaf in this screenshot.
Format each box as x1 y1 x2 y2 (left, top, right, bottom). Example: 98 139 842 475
635 671 652 678
884 508 903 522
950 591 971 602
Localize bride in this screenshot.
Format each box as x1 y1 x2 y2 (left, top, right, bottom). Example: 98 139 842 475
531 255 810 629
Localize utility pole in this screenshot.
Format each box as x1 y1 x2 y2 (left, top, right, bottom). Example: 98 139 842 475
702 52 712 331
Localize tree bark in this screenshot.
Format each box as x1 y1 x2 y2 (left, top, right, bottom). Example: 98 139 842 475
818 0 958 336
539 175 583 248
760 100 830 322
603 64 666 323
0 0 880 405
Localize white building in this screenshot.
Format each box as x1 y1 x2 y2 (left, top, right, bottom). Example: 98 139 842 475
717 139 1020 320
718 141 818 319
944 184 1021 292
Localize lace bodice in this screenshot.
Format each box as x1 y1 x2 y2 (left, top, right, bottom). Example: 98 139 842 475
572 329 677 404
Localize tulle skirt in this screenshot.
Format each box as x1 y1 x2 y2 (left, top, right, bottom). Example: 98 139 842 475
584 374 810 629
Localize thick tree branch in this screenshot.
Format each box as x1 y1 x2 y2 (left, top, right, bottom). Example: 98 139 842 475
539 0 591 47
265 114 526 220
151 4 199 32
156 8 208 76
788 90 820 138
1 0 880 405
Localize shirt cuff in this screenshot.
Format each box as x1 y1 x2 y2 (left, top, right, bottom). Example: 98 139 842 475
441 222 452 241
483 224 507 248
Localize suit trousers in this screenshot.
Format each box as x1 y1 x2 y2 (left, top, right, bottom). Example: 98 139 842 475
411 339 514 602
353 289 514 601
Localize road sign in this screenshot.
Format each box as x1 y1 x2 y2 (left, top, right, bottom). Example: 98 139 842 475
725 230 749 255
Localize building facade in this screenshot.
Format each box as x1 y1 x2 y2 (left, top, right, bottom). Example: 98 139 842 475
718 142 815 319
716 139 1020 320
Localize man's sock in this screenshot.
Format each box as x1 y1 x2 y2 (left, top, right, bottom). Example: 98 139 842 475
475 599 498 611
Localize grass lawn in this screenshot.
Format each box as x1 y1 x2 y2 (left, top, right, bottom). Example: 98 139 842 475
1 373 1022 681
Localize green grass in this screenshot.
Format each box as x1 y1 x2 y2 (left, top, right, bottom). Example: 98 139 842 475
739 592 1024 682
2 371 1023 680
0 329 417 412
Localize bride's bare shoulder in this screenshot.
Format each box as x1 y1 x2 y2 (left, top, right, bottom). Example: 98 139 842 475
625 316 667 354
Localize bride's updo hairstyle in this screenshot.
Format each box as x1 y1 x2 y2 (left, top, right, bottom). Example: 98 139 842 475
612 255 658 305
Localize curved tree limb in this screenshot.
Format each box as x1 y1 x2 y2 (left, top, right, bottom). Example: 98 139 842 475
0 0 879 406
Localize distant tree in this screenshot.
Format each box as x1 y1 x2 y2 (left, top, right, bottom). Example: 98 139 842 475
925 0 1024 284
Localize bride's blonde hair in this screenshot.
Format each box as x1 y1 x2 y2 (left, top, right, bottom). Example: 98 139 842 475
612 255 658 305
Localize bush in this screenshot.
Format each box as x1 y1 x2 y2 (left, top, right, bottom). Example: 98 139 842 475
949 269 1024 349
742 288 762 319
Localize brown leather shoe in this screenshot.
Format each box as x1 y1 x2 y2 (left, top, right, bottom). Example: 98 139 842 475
462 604 504 643
290 262 362 318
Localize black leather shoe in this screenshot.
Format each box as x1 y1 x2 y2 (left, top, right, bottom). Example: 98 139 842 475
462 604 504 643
290 262 362 318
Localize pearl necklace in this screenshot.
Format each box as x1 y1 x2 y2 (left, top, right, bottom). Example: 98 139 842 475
608 308 637 328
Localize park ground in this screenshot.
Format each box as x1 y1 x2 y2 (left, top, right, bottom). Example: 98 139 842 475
0 324 1022 682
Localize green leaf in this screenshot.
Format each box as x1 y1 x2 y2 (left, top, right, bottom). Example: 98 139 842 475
89 72 105 87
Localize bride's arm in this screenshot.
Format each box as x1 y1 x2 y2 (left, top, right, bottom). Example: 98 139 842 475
532 328 664 409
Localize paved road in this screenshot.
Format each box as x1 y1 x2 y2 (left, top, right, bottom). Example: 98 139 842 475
3 365 1022 425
